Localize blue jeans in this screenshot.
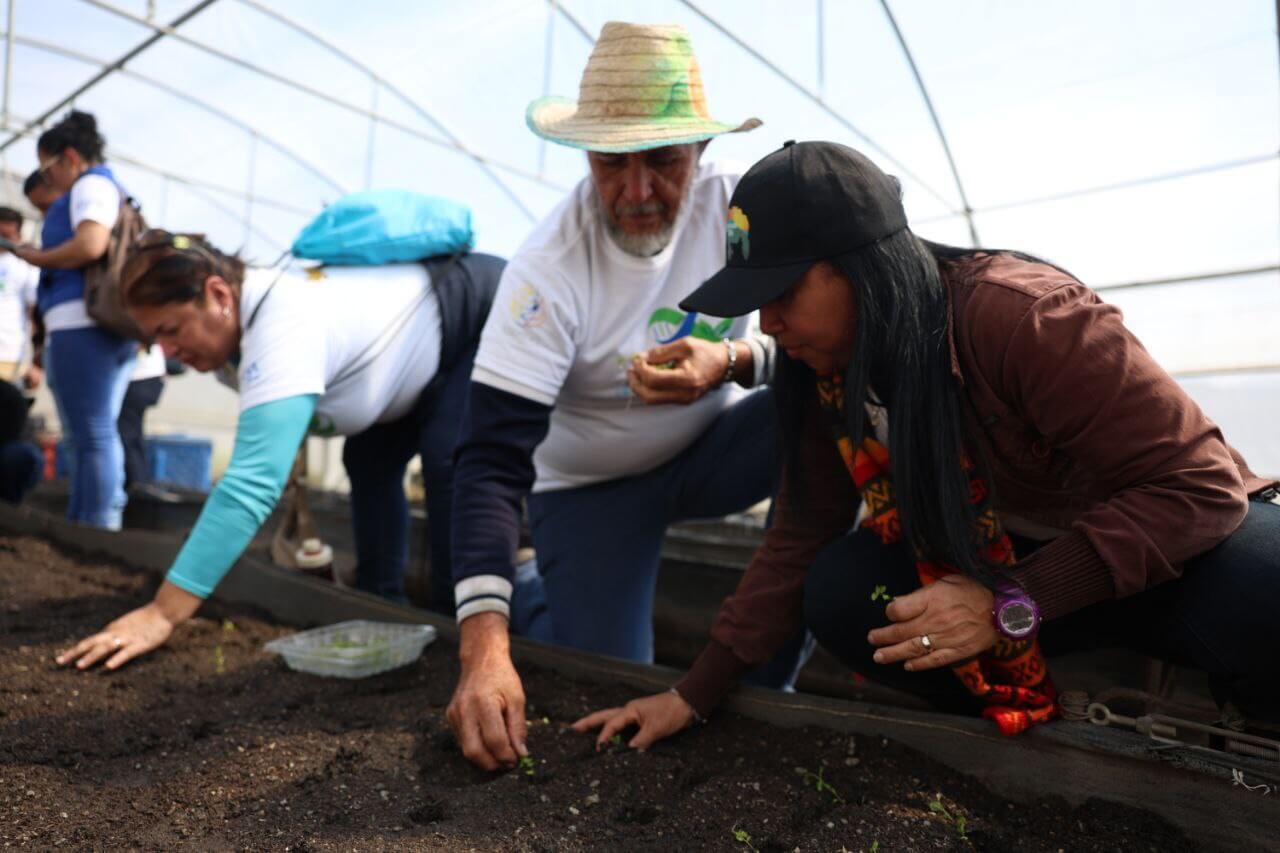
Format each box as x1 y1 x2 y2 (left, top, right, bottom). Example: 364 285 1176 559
342 343 476 610
46 327 135 529
803 498 1280 720
521 389 808 682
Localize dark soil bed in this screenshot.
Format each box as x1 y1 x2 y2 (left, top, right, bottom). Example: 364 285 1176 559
0 535 1195 851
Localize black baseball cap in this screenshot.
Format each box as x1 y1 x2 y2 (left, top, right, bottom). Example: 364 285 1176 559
681 140 908 317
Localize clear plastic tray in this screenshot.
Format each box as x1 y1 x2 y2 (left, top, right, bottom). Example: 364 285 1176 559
264 620 437 679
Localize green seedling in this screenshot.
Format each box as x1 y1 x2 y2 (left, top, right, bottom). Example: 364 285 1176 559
221 618 236 633
870 585 893 602
213 644 226 675
928 794 968 841
731 823 757 852
870 841 879 853
608 734 623 747
517 755 536 777
797 766 844 804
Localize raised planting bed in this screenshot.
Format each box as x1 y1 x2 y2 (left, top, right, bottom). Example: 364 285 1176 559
0 534 1212 851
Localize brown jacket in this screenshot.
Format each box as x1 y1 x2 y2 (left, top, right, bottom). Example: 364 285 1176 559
678 254 1275 717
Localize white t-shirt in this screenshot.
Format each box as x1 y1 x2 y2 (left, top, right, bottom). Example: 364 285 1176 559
472 160 752 492
228 263 442 436
0 252 40 362
44 173 120 333
130 343 167 381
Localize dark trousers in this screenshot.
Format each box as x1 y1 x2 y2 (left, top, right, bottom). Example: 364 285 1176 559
0 441 43 504
117 377 164 490
341 344 476 612
803 499 1280 720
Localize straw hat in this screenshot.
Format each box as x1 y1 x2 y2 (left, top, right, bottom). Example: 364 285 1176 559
527 21 761 153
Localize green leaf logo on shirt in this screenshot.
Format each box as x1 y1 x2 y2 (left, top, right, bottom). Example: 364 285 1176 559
647 307 731 344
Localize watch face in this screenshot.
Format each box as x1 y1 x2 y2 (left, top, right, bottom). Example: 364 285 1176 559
999 601 1037 637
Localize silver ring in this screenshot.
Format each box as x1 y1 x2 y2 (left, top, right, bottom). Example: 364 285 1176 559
920 634 933 652
110 636 123 649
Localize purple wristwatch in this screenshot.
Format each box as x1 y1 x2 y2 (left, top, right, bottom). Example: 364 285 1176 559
992 577 1040 640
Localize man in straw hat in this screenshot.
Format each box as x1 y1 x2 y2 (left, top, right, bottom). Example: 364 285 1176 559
447 22 801 770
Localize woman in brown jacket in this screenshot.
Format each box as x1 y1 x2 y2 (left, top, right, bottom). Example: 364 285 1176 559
575 140 1279 747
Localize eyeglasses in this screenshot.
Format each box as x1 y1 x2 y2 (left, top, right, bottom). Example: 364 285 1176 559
37 152 61 178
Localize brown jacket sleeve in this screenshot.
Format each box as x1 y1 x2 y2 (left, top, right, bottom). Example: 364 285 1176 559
676 394 859 718
996 283 1248 618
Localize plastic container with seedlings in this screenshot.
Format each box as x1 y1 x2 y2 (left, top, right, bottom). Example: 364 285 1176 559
264 620 437 678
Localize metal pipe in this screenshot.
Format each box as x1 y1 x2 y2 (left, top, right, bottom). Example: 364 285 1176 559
0 29 347 194
232 0 538 221
106 148 313 217
677 0 960 212
538 0 556 177
1094 263 1279 292
549 0 594 43
244 130 257 249
78 0 565 201
878 0 979 245
364 76 377 190
0 0 220 153
816 0 825 99
3 0 14 128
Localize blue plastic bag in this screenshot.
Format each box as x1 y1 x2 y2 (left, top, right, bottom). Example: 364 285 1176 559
291 190 474 265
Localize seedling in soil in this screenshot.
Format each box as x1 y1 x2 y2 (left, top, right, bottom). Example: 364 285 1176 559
928 794 969 841
213 645 226 675
869 841 879 853
796 765 844 804
608 734 623 747
870 585 893 602
221 618 236 633
517 755 537 777
731 823 757 851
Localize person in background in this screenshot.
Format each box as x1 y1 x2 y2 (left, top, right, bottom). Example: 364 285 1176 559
0 207 41 385
23 169 60 215
447 22 803 773
0 379 43 503
575 141 1280 751
118 343 167 495
21 169 59 392
56 230 503 670
15 111 134 530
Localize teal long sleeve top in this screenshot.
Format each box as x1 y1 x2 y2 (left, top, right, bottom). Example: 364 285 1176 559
165 394 318 598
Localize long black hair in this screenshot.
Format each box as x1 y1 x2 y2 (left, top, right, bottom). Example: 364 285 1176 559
37 110 105 163
774 231 1058 580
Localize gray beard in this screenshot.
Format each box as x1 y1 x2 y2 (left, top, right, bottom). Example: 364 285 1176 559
593 185 690 258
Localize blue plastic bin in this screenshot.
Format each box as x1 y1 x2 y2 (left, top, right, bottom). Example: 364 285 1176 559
145 435 212 492
54 435 213 493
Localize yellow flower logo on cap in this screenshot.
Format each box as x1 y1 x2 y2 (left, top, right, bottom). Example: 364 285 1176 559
726 205 750 261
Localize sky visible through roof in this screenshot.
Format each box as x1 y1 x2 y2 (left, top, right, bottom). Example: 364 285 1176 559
6 0 1279 475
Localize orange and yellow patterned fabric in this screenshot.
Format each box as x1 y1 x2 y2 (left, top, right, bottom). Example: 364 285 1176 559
815 373 1058 735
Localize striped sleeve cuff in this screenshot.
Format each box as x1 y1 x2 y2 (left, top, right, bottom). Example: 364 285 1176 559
455 574 514 622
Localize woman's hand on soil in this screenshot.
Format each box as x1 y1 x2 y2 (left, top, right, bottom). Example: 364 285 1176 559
628 338 726 405
866 574 998 671
571 690 695 751
55 602 176 670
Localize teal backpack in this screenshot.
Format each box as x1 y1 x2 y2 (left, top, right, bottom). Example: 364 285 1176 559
291 190 474 265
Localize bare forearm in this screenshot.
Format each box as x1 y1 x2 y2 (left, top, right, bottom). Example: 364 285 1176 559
153 580 204 625
459 611 511 667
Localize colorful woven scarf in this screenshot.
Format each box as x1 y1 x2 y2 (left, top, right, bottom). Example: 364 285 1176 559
815 374 1058 735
